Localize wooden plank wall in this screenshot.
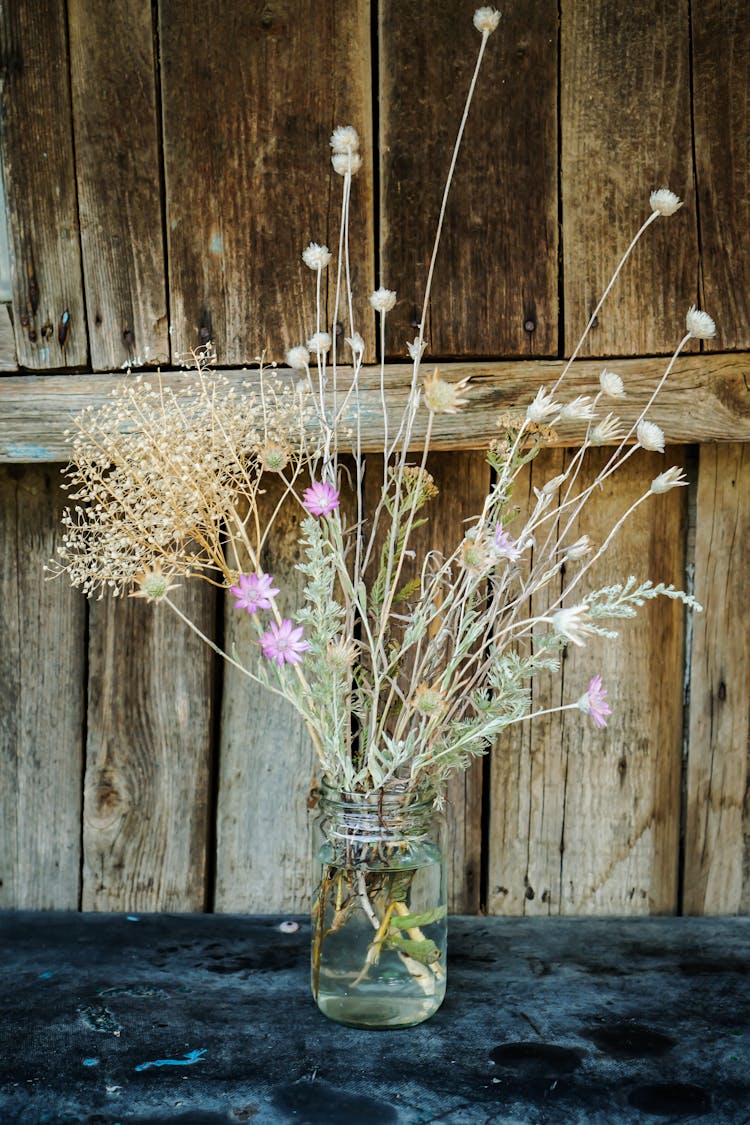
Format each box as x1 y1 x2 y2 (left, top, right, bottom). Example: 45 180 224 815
0 1 748 917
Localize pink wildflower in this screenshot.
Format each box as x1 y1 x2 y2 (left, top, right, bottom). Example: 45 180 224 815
577 674 612 729
259 619 311 667
302 480 340 517
493 526 522 561
230 572 280 615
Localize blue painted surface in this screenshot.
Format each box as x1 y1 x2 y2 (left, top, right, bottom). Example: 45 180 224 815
135 1048 206 1072
82 1058 99 1068
37 971 56 980
126 915 140 922
209 233 224 255
4 444 50 460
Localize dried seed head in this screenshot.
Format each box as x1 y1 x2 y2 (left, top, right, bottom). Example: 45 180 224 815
650 466 689 494
413 683 446 717
257 439 290 473
329 125 360 154
649 188 683 217
686 305 717 340
473 7 501 34
332 151 362 176
130 564 179 602
599 368 626 398
286 345 310 370
369 287 397 313
302 242 332 270
637 419 665 453
423 368 470 414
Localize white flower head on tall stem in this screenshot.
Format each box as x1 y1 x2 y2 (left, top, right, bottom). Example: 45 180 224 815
332 151 362 176
599 368 626 398
590 413 623 445
307 332 332 356
559 395 596 422
526 386 561 424
285 345 310 370
650 466 688 494
686 305 717 340
329 125 360 154
369 287 397 314
423 368 470 414
564 535 593 561
473 6 501 34
551 604 597 647
649 188 683 217
302 242 332 270
637 419 665 453
346 332 365 359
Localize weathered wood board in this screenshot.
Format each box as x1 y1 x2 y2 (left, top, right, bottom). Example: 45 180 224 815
67 0 169 371
683 444 750 913
691 1 750 351
82 586 215 911
561 0 698 357
214 476 313 913
159 0 374 365
489 447 687 914
0 305 17 371
379 0 558 359
0 465 85 908
0 1 87 368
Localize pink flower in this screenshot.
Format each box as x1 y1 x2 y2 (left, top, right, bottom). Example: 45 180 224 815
493 526 522 561
577 674 612 729
302 480 340 517
230 572 280 614
259 619 311 667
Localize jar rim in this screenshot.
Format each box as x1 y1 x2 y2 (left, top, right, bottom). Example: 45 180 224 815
317 781 435 812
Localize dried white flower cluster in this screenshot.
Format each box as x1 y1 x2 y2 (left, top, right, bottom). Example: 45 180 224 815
330 124 362 177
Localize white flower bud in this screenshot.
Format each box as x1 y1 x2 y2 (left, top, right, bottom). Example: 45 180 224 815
551 604 596 647
559 395 596 421
590 413 623 445
542 473 567 495
637 419 665 452
369 287 397 313
526 387 560 424
306 332 332 356
346 332 365 358
686 305 717 340
649 188 683 217
407 337 427 361
285 345 310 370
332 151 362 176
329 125 360 154
473 7 501 34
599 368 625 398
302 242 332 270
650 467 688 494
564 535 593 561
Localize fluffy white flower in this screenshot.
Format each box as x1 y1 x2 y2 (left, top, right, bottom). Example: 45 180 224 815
346 332 365 358
551 604 596 647
407 337 427 361
473 6 501 34
542 472 568 495
637 419 665 452
599 368 625 398
590 413 623 445
285 345 310 370
564 535 593 561
649 188 683 217
329 125 360 154
559 395 596 422
302 242 332 270
650 466 688 494
332 151 362 176
686 304 717 340
307 332 332 356
526 386 560 424
369 287 397 313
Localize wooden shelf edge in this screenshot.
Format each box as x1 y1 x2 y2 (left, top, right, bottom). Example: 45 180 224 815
0 352 747 461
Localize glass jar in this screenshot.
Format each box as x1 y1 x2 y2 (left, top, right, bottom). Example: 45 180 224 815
311 784 447 1029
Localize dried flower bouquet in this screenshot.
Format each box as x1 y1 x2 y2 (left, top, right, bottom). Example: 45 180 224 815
51 7 710 1025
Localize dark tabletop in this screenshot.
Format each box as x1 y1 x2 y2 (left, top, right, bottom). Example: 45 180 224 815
1 911 749 1124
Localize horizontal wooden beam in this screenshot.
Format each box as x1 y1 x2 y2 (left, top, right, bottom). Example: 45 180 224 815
0 353 748 461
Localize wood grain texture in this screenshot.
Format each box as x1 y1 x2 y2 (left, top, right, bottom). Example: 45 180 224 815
159 0 374 365
561 0 698 356
214 476 313 913
683 444 750 914
0 305 17 370
0 1 87 368
379 0 558 359
67 0 169 371
0 465 85 908
691 1 750 351
82 586 215 911
488 447 687 914
1 352 748 461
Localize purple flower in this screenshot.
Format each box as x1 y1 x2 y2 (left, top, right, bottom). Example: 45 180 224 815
259 619 311 667
230 572 280 615
302 480 340 517
577 674 612 729
493 526 522 561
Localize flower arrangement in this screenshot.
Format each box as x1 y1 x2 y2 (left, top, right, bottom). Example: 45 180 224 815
50 7 711 1027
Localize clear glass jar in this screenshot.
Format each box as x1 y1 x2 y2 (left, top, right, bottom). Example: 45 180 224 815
311 785 447 1029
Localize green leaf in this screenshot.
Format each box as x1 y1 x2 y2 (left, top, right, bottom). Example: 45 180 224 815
384 935 441 964
390 904 447 930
